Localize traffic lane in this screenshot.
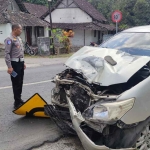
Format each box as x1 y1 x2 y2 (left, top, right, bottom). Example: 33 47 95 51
0 82 63 150
23 64 66 84
0 64 66 87
0 64 66 150
0 64 82 150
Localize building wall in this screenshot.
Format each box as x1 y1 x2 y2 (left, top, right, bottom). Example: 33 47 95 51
20 29 26 43
91 30 98 43
0 23 12 44
45 8 92 23
71 29 93 47
0 23 26 45
85 30 93 46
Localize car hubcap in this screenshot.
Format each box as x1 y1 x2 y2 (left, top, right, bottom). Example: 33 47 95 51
136 125 150 150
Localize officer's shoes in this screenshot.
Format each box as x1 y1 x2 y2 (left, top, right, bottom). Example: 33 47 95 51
14 101 24 110
20 100 24 104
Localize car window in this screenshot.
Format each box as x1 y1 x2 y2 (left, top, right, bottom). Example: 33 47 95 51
100 32 150 56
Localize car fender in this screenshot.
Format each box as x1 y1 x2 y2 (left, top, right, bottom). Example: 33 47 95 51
117 76 150 124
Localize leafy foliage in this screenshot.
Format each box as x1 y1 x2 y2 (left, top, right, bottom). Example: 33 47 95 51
88 0 150 29
52 29 72 54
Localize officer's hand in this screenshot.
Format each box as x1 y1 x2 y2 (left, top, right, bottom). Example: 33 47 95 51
7 68 13 74
24 64 26 70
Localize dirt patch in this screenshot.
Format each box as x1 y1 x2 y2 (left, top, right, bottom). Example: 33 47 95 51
32 136 84 150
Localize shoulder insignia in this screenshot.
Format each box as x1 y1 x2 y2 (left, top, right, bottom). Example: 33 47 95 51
7 40 11 45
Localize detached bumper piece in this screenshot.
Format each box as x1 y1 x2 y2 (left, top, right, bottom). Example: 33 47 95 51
44 105 76 135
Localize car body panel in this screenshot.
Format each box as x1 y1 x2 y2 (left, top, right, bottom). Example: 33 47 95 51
118 76 150 124
65 46 150 86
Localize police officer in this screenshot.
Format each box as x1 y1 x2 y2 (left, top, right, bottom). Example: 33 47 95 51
4 24 26 109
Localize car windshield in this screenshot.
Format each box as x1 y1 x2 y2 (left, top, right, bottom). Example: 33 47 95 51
100 32 150 56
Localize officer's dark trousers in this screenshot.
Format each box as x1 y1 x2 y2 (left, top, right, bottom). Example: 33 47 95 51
11 61 24 105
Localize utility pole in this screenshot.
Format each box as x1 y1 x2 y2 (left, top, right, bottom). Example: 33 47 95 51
48 0 55 55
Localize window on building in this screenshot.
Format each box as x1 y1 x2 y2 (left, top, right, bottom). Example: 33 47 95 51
37 27 44 37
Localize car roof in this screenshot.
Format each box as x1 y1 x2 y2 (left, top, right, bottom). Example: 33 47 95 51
123 25 150 33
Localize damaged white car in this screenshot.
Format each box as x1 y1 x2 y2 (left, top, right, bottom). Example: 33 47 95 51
45 25 150 150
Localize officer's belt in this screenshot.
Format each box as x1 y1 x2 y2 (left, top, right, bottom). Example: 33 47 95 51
11 58 24 62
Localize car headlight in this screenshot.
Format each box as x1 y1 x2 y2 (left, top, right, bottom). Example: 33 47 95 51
93 98 135 122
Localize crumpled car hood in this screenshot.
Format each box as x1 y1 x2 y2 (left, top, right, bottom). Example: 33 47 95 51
65 46 150 86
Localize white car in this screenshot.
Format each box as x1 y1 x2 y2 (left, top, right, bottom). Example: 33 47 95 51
45 25 150 150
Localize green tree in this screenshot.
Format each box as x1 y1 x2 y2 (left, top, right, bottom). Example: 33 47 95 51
133 0 150 25
88 0 150 29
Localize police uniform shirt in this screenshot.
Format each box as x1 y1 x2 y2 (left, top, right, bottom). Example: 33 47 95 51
4 34 24 68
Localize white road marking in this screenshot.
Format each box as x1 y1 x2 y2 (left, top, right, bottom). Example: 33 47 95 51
0 80 53 90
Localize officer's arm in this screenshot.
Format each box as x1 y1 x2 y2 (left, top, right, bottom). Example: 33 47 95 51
4 39 12 68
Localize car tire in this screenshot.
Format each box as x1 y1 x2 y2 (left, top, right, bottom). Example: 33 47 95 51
136 124 150 150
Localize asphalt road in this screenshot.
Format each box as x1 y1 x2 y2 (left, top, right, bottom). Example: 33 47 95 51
0 64 84 150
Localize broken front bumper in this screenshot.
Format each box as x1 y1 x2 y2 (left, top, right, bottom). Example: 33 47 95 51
66 96 135 150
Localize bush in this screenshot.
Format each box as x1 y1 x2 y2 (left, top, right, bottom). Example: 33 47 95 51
51 29 72 54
